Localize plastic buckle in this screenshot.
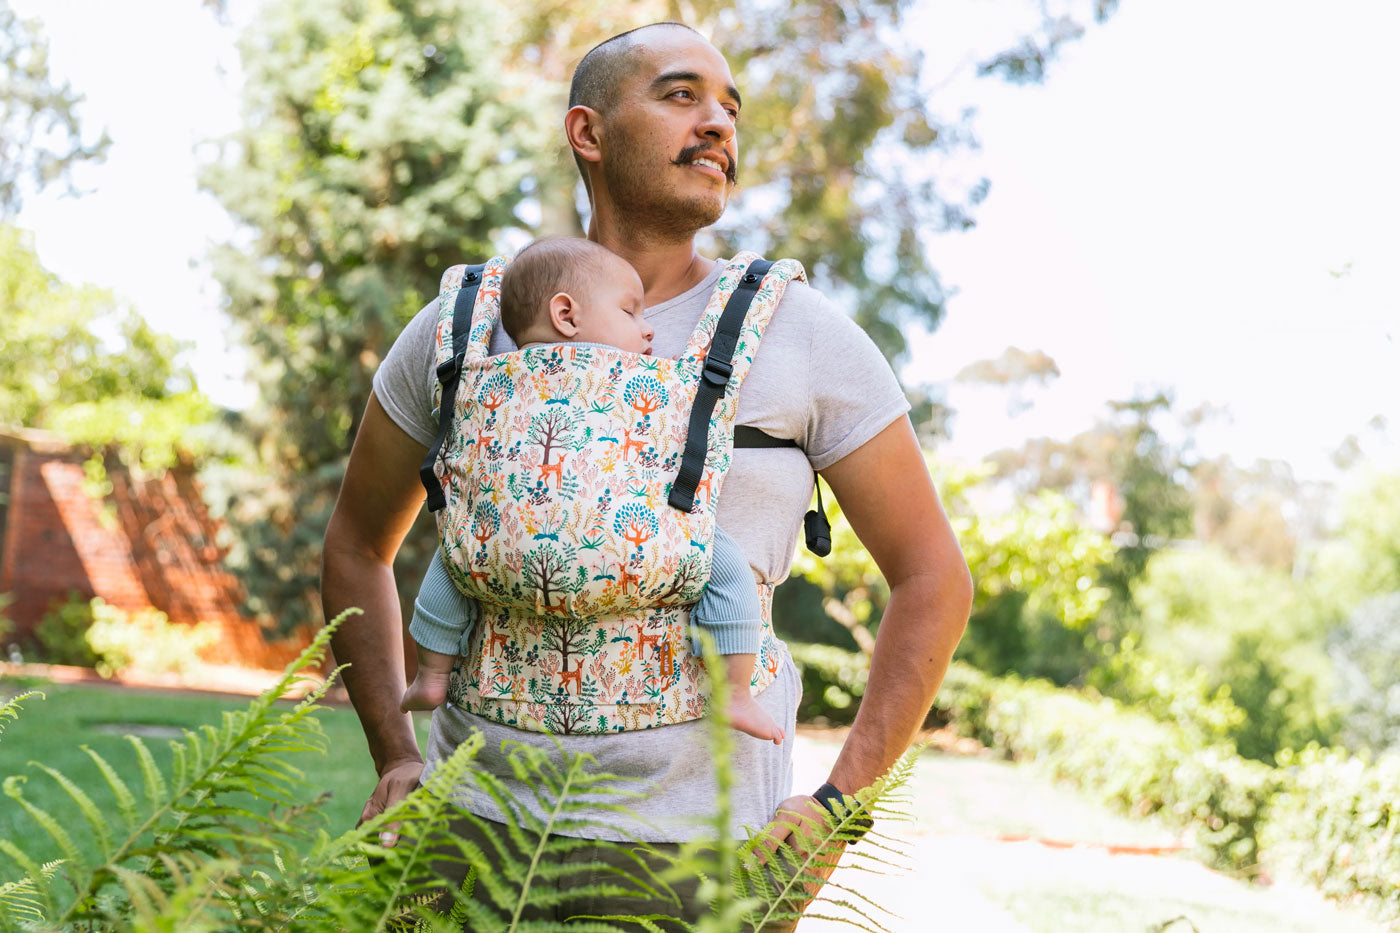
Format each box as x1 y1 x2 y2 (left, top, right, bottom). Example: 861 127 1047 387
702 357 733 388
436 354 462 385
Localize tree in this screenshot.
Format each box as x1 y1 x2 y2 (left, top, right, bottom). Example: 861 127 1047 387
0 225 209 473
202 0 1118 627
791 453 1112 683
989 391 1195 630
0 1 110 219
1328 594 1400 752
200 0 551 628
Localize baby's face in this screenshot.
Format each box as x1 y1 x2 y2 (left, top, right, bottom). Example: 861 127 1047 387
569 254 654 354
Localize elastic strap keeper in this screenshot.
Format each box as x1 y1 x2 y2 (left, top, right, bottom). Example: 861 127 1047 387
419 264 486 512
812 781 873 843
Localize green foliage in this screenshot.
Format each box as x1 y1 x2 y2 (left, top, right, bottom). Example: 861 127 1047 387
83 599 219 679
201 0 550 631
1262 745 1400 926
937 459 1112 683
1085 636 1245 747
788 640 872 724
989 392 1195 629
1132 546 1341 761
0 690 43 740
0 2 111 219
32 592 97 667
1327 593 1400 753
0 225 210 472
2 613 918 930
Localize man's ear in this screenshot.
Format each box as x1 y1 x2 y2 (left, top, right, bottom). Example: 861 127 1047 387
548 292 581 338
565 105 604 165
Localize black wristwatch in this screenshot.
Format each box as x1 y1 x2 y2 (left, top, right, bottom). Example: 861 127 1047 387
812 782 873 843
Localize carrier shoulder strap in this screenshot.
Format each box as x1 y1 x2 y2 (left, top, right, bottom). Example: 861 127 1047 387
419 263 487 512
668 259 772 512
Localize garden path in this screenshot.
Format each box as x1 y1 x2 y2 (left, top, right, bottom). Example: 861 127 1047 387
789 728 1385 933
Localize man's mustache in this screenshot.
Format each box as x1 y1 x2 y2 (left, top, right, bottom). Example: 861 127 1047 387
672 144 738 185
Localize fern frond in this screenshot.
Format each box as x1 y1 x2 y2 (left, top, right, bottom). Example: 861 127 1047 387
109 852 239 932
0 690 43 741
0 610 353 925
738 745 923 933
0 857 60 928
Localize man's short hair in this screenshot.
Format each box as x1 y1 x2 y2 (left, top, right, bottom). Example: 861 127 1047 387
567 23 701 189
500 238 613 344
568 22 700 112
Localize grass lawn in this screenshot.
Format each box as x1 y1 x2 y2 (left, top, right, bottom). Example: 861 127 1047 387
0 681 432 877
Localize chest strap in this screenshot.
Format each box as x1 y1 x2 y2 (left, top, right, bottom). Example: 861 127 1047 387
419 263 487 512
668 258 773 512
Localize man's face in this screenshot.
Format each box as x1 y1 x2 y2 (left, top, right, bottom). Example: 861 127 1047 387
599 32 741 235
570 253 654 354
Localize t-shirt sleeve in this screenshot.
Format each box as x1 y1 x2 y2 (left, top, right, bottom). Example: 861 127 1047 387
800 290 911 471
371 299 440 448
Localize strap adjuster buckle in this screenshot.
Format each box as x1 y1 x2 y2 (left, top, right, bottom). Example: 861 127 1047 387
436 353 463 385
702 357 733 388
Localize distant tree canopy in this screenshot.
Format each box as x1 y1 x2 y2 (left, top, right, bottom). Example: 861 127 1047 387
0 0 110 219
0 225 209 472
201 0 1118 629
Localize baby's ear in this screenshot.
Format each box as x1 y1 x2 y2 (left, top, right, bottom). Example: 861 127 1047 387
548 292 580 338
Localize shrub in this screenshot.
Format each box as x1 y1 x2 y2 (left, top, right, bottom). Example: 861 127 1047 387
788 640 870 723
1262 745 1400 924
32 593 97 667
82 598 218 678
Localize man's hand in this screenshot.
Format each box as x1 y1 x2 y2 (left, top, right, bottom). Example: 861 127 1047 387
360 757 426 847
752 795 847 913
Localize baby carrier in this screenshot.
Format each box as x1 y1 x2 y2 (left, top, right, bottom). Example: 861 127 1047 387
419 252 820 734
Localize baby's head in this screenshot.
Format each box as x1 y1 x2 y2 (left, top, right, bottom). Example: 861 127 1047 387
501 238 653 354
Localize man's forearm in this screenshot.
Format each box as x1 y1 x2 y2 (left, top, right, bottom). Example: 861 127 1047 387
826 570 970 793
322 538 422 774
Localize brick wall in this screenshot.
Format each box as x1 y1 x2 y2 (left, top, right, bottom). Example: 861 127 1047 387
0 433 305 668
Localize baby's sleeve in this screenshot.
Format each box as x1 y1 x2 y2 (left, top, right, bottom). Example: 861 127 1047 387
408 548 479 656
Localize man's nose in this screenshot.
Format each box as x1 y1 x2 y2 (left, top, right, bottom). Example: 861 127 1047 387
696 99 735 142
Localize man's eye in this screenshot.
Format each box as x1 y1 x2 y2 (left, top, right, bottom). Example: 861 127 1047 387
670 89 694 100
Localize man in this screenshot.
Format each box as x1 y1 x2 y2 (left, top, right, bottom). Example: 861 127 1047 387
321 21 972 926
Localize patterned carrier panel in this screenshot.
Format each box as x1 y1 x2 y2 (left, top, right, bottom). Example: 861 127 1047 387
429 252 805 733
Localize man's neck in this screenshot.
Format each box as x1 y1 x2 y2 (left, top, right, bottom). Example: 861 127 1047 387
586 215 714 308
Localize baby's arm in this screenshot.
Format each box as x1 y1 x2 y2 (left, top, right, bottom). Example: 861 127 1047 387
408 548 480 654
402 549 479 712
691 526 762 655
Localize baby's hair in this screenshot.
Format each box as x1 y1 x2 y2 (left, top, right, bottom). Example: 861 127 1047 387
500 237 614 344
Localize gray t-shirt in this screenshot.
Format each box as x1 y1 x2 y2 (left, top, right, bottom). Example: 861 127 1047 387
373 258 909 841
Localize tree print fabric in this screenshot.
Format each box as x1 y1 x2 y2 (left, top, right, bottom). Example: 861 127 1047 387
427 253 805 733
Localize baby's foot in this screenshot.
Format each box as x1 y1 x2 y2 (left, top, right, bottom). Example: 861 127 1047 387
727 690 785 745
401 669 451 713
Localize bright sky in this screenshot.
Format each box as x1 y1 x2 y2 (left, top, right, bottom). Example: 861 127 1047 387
11 0 1400 482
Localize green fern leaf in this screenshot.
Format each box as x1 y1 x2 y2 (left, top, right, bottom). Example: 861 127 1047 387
32 762 115 860
82 745 140 831
0 690 43 741
3 775 88 871
127 734 169 813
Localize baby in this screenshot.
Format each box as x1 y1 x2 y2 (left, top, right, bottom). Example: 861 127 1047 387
400 237 785 745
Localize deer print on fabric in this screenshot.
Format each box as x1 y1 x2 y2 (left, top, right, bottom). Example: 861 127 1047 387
429 254 804 733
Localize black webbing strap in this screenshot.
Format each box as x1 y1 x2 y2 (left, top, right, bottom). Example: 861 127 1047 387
419 264 487 512
668 259 773 512
732 425 796 448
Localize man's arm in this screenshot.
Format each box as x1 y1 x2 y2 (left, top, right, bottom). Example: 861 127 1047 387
820 414 972 792
321 392 431 832
761 414 970 858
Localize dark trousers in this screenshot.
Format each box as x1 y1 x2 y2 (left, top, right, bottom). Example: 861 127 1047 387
425 811 802 931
